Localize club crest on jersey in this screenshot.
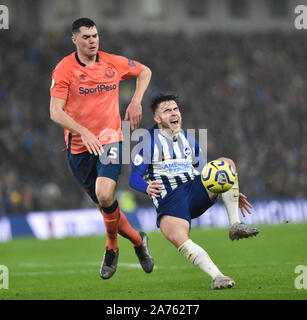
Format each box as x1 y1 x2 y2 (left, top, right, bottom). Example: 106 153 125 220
105 67 115 78
184 146 192 157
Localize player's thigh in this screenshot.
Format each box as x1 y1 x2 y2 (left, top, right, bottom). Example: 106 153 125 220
159 215 190 248
95 142 122 206
97 142 122 182
189 175 217 218
67 151 99 203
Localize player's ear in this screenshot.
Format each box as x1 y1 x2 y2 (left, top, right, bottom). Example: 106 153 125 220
153 113 161 124
72 35 77 45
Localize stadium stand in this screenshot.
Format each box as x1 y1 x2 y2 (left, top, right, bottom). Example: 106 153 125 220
1 29 307 213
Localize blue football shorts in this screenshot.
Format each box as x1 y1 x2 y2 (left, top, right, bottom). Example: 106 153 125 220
156 174 217 228
67 139 122 204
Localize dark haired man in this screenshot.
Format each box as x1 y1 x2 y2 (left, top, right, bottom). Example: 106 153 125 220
130 94 259 289
50 18 153 280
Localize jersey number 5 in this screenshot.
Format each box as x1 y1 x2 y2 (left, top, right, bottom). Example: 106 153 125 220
108 147 117 159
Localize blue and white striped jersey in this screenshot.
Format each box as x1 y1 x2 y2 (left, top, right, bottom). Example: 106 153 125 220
130 124 207 208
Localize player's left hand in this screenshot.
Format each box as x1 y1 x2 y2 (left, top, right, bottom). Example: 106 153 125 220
124 99 142 130
238 193 253 217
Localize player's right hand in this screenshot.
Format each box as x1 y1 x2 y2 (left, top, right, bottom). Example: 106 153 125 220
81 129 103 156
146 181 163 197
238 193 253 217
124 99 142 131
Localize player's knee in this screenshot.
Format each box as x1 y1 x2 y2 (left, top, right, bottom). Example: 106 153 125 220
160 216 190 248
219 157 236 172
96 188 115 207
96 178 117 207
165 232 189 249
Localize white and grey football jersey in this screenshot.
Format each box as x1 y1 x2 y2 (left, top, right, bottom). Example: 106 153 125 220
131 124 206 208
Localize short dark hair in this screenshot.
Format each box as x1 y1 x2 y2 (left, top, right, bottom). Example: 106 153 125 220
150 94 179 114
72 18 96 34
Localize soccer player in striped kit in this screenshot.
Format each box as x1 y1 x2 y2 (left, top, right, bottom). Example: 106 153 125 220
50 18 153 280
130 94 259 289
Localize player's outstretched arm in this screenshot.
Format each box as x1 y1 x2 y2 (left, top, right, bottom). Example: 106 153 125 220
124 64 152 130
238 192 253 217
50 97 102 156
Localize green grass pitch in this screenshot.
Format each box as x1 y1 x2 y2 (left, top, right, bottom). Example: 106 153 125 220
1 223 307 300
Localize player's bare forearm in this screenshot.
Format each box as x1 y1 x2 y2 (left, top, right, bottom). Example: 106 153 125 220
50 97 102 155
125 65 152 130
50 97 85 135
132 64 152 103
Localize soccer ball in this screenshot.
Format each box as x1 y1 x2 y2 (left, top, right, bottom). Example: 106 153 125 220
201 159 236 193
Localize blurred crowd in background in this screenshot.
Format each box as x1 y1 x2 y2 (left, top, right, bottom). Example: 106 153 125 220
1 27 307 214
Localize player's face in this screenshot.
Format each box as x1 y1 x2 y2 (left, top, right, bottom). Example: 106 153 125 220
154 100 182 133
72 26 99 58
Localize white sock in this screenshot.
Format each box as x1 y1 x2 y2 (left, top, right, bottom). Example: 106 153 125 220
222 173 241 226
178 239 223 279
